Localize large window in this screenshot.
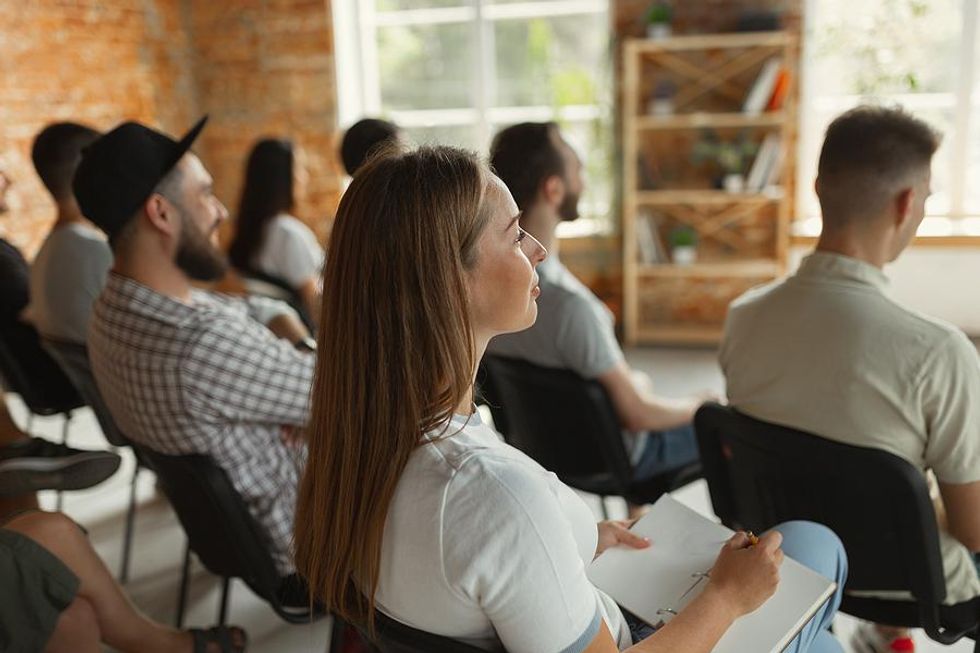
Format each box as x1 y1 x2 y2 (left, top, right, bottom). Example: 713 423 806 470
798 0 980 237
334 0 613 235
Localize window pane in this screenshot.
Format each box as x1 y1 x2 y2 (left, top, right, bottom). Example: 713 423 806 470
403 124 483 151
801 0 962 222
493 14 607 108
378 22 475 111
811 0 961 96
376 0 470 11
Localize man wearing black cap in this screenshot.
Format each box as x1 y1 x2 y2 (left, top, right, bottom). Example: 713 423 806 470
78 118 314 575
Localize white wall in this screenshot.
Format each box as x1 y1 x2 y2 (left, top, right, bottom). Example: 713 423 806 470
790 246 980 335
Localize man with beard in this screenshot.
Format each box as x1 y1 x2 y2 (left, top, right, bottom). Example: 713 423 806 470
77 118 314 575
487 123 704 509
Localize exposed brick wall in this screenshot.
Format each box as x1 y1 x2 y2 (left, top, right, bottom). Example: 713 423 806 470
0 0 196 257
0 0 341 259
186 0 342 246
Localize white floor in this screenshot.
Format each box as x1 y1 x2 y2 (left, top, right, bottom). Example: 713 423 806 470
5 345 971 652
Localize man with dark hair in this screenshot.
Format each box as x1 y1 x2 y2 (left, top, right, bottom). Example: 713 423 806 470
339 117 401 176
488 123 706 514
29 122 110 345
78 118 315 575
0 158 119 515
722 105 978 652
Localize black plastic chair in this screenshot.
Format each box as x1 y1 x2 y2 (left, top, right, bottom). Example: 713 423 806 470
478 355 701 517
694 401 980 651
42 337 146 583
364 611 496 653
0 325 86 510
132 445 348 652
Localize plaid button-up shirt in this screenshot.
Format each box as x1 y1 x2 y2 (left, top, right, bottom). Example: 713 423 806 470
89 273 314 574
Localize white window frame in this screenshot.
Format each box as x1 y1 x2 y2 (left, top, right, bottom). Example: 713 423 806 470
796 0 980 238
333 0 611 235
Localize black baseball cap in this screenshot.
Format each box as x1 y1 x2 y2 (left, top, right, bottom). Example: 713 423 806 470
73 116 208 240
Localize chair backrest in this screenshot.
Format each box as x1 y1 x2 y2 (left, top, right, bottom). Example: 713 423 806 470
369 611 497 653
694 402 946 606
479 355 633 489
134 446 315 623
0 324 83 416
41 338 129 448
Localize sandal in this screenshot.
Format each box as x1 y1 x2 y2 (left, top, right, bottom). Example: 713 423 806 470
190 625 248 653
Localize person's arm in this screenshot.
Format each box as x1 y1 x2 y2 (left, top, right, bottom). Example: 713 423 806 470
245 295 311 344
296 276 321 329
597 361 700 432
939 481 980 551
582 531 784 653
920 331 980 551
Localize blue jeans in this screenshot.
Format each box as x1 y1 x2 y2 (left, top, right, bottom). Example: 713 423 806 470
631 424 700 482
628 521 848 653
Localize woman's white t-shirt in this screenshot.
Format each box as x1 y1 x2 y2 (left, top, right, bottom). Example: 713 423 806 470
253 213 324 289
376 412 632 653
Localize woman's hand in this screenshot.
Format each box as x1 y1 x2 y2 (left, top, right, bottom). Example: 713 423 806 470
594 519 650 559
705 531 783 618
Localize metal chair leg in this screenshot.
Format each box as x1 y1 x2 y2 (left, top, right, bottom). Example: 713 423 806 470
218 577 231 625
119 464 139 583
55 412 71 511
176 541 191 628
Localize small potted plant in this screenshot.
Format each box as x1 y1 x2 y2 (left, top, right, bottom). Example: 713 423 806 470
669 225 698 265
692 130 758 194
645 2 673 40
647 80 677 116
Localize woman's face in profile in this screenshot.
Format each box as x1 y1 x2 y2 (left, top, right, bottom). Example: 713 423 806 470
466 174 547 339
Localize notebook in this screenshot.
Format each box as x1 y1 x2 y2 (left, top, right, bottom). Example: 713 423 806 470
587 495 836 653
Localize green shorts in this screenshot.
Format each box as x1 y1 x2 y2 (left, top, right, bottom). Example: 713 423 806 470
0 528 80 651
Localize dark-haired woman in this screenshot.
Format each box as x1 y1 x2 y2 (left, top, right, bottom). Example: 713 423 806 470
229 138 323 324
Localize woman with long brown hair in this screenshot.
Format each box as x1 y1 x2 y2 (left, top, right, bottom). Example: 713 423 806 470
294 146 847 653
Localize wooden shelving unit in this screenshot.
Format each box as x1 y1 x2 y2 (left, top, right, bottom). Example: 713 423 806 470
622 31 797 345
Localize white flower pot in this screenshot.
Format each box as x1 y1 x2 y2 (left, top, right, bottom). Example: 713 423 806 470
672 245 697 265
723 173 745 194
647 97 675 116
647 23 672 40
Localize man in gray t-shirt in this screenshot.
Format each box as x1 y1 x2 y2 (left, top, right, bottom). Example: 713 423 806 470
28 123 110 345
487 123 705 497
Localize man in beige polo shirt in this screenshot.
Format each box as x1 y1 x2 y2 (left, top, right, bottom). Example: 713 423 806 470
722 105 980 653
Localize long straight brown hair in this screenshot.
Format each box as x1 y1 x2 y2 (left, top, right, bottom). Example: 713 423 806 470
294 146 494 629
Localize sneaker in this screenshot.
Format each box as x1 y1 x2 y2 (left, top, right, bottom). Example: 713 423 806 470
0 437 121 496
850 621 915 653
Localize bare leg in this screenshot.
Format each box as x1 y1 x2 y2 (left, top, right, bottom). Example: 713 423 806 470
0 403 37 518
5 511 192 653
43 596 101 653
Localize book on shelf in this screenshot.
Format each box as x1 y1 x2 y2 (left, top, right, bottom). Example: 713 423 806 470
746 132 782 192
588 495 837 653
766 67 790 111
742 58 781 115
636 211 667 264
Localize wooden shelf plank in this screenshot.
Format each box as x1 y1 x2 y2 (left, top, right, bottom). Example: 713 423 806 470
634 324 724 346
635 112 784 130
635 189 783 205
637 260 780 277
628 32 792 54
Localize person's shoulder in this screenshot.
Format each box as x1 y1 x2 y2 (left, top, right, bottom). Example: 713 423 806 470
729 277 785 313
